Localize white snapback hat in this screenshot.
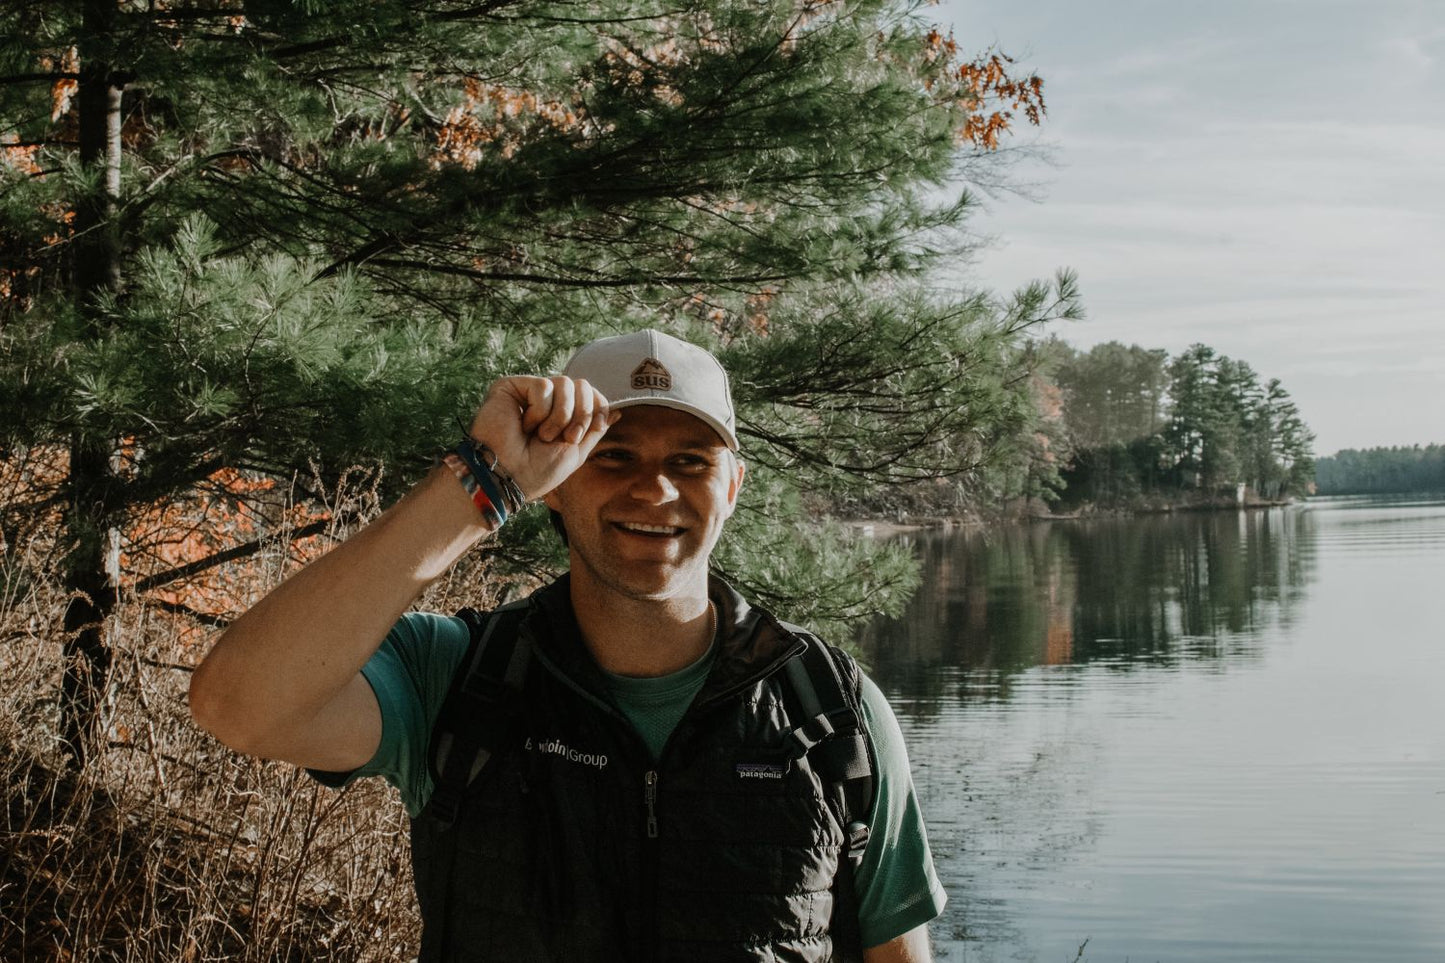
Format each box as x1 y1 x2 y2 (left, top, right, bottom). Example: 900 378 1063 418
562 329 739 450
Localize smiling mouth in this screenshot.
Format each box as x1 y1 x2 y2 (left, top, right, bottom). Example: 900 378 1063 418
614 521 685 537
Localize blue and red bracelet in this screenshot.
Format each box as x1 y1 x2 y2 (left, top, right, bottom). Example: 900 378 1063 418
442 451 505 528
443 437 527 527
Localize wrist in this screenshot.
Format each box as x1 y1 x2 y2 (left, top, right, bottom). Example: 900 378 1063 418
441 451 505 529
442 437 528 529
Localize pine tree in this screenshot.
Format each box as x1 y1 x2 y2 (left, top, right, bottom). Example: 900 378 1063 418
1 0 1063 764
1045 340 1313 507
1161 345 1313 500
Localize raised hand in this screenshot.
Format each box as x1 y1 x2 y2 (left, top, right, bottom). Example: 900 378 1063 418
468 375 617 501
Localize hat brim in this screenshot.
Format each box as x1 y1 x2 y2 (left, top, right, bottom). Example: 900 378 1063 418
607 397 739 451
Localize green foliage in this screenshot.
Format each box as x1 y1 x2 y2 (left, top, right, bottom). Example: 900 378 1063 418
1048 339 1168 451
1044 339 1315 508
728 278 1068 484
715 491 922 646
1162 345 1313 497
1314 444 1445 495
0 0 1059 640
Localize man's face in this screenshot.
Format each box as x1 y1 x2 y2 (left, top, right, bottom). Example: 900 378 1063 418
543 405 744 604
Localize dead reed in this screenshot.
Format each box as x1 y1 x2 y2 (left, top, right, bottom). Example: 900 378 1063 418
0 481 530 962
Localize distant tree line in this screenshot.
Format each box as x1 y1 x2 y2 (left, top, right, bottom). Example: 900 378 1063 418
1034 340 1315 508
1313 446 1445 495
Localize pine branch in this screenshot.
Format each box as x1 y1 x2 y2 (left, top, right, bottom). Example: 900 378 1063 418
0 72 76 86
143 596 231 629
257 0 524 61
361 257 791 288
127 6 245 23
131 518 332 593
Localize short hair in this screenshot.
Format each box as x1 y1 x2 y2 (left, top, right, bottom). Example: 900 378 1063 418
549 507 570 546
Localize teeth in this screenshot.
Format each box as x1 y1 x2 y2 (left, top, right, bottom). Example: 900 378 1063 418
619 522 681 535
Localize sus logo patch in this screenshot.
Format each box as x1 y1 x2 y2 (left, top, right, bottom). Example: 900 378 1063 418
631 358 671 391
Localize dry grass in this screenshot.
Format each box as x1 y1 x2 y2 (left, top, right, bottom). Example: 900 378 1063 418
0 503 529 962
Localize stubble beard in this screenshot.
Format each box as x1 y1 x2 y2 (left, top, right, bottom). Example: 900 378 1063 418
568 535 713 606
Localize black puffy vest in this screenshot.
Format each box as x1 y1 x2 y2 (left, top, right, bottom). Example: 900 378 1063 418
409 576 869 963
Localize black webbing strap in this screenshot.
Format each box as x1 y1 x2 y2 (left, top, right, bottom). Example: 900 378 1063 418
778 624 875 862
422 600 532 829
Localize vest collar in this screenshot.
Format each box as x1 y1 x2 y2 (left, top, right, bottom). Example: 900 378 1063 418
520 573 807 708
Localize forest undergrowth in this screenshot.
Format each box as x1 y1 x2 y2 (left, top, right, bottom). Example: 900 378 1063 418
0 499 521 962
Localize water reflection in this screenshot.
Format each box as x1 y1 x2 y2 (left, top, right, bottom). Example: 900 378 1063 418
858 497 1445 963
859 507 1318 688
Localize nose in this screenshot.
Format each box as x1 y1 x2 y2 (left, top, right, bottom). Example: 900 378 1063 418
628 466 679 504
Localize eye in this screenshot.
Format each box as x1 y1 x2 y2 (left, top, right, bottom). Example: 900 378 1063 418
671 454 712 473
590 447 633 465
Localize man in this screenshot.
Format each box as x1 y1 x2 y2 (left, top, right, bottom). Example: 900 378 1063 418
190 329 946 961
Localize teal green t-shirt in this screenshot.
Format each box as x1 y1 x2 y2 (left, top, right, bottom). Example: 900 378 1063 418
325 612 946 947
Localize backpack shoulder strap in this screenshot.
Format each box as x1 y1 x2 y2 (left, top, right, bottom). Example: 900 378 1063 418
777 621 876 864
421 599 532 829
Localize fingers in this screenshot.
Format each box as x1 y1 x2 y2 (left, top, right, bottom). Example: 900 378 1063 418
471 375 621 502
514 377 554 435
543 376 577 443
566 380 596 444
576 405 621 458
510 375 611 445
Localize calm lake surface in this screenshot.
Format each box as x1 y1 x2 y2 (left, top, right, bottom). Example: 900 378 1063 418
856 494 1445 963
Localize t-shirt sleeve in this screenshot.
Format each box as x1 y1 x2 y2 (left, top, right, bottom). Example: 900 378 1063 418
307 611 471 818
854 673 948 947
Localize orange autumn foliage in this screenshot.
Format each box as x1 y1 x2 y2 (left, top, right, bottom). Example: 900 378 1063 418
956 51 1046 149
45 46 79 123
435 79 582 168
1 139 41 176
430 18 1043 170
2 446 333 644
921 29 1046 149
125 466 332 638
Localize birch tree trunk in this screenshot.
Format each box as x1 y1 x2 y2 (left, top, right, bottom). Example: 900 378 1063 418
60 0 124 768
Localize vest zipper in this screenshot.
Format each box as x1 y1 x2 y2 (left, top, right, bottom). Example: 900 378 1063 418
642 768 661 962
644 769 660 838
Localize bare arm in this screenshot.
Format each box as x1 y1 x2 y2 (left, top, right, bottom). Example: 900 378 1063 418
864 925 933 963
188 375 613 771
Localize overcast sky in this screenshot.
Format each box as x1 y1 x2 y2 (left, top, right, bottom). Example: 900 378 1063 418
934 0 1443 455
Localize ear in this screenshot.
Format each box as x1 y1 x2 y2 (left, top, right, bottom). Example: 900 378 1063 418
723 456 745 517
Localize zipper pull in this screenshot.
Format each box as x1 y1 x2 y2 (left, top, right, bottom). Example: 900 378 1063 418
644 770 659 839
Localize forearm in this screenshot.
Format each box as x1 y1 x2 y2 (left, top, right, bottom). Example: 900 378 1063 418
190 466 489 756
864 925 933 963
191 374 613 764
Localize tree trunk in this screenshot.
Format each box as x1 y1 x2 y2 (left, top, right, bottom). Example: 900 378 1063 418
61 0 124 768
60 441 120 767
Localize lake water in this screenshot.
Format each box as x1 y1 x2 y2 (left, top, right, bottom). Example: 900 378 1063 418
856 495 1445 963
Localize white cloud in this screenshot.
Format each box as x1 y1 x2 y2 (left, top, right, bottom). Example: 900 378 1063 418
936 0 1445 451
1381 36 1435 74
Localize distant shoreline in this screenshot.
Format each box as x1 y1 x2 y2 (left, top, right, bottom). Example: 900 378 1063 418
839 495 1302 536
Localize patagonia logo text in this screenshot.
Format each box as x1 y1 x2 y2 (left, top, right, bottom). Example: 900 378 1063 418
736 762 788 780
630 358 671 391
525 736 609 770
